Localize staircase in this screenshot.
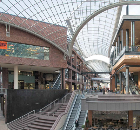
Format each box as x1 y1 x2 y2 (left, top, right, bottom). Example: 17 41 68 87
65 95 81 130
7 93 72 130
24 104 67 130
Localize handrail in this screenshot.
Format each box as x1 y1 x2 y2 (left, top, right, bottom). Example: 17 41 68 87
40 92 71 113
50 91 77 130
63 94 78 130
39 98 59 113
64 94 82 130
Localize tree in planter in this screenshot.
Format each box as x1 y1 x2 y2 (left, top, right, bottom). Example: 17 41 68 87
86 119 89 128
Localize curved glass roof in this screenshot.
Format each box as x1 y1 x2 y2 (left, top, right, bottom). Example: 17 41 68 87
0 0 137 77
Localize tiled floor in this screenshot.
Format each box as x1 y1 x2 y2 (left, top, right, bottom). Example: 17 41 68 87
0 103 7 130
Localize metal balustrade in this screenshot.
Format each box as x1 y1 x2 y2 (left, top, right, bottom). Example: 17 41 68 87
51 91 77 130
7 92 72 130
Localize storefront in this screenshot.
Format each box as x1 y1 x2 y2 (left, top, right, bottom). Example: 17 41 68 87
92 111 128 128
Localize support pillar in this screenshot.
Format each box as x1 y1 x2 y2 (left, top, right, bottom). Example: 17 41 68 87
14 66 18 89
126 29 129 51
61 68 65 89
126 67 129 94
138 72 140 89
119 72 122 93
2 68 8 89
128 111 133 127
131 21 135 51
111 76 115 92
115 74 117 89
88 110 92 127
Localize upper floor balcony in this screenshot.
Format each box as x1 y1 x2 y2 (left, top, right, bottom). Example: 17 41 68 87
110 46 140 66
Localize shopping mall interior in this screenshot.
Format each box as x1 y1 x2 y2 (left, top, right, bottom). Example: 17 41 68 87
0 0 140 130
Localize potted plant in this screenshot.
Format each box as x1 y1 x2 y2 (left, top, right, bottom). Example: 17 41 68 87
82 125 85 130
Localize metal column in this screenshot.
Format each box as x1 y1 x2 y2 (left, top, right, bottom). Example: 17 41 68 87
119 72 122 92
118 36 120 53
126 5 129 15
126 29 129 51
126 67 129 94
121 29 123 49
131 21 135 51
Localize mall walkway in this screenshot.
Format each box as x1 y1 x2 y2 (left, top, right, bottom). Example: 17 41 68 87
0 103 7 130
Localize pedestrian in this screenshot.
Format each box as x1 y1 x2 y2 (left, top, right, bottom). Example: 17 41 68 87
75 120 79 128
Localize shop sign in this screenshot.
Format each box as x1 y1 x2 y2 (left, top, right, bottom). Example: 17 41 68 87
0 41 7 49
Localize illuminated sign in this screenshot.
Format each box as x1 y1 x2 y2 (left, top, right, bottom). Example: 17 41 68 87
0 41 7 49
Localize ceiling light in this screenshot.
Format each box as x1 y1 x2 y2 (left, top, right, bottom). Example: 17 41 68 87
55 70 60 73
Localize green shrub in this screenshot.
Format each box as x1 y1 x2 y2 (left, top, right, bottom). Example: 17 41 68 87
82 125 85 128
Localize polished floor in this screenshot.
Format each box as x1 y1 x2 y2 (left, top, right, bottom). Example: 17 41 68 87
0 103 7 130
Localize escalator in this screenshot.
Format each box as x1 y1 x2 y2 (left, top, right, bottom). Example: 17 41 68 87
122 72 139 95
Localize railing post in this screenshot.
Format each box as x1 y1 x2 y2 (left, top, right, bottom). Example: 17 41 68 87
54 101 55 106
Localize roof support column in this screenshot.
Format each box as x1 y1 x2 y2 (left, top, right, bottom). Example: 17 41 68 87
131 21 135 51
126 67 129 94
126 29 129 51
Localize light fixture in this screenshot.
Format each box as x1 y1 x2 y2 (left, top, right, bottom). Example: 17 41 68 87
55 70 60 73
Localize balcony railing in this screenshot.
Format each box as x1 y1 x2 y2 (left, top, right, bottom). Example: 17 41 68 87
110 46 140 66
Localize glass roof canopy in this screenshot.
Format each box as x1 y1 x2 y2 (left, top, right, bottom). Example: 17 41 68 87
0 0 138 78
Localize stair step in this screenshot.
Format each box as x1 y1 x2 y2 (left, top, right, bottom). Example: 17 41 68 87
28 124 51 130
31 122 52 127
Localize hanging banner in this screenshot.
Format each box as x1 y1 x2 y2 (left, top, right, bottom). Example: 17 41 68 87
0 41 7 49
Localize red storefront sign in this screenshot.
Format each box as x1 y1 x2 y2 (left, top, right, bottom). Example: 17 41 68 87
0 41 7 49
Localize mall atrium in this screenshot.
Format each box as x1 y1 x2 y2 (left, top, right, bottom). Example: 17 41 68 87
0 0 140 130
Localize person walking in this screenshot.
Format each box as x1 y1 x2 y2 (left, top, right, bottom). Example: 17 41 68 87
75 120 79 128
